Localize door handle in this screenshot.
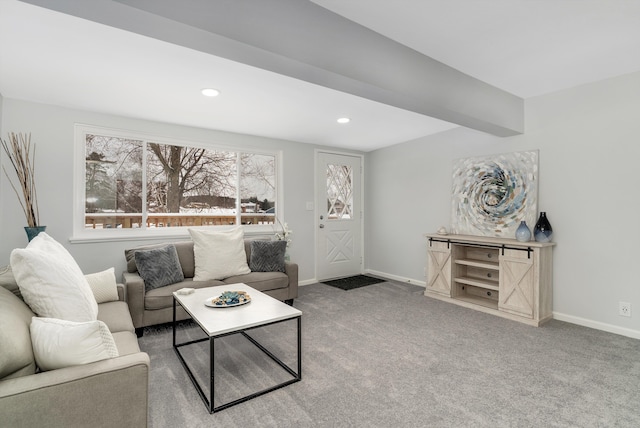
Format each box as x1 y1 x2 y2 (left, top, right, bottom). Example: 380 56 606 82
319 224 325 228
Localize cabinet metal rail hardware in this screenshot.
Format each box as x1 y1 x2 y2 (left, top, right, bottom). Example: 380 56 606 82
428 237 532 259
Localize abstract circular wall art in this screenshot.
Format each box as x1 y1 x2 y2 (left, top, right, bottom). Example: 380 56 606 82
450 150 538 238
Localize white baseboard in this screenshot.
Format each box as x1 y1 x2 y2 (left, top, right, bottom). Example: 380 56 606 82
299 278 317 286
365 269 426 287
552 312 640 340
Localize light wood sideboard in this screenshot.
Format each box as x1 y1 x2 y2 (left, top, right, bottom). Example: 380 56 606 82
425 233 555 326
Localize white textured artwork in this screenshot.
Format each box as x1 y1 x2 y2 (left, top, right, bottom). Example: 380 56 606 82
451 150 538 238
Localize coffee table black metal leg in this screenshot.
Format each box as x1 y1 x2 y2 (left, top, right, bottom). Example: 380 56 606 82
172 298 176 347
297 316 302 377
210 336 215 413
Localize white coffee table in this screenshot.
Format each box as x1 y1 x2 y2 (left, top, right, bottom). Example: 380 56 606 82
172 283 302 413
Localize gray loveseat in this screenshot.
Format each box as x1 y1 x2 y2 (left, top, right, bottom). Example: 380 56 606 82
123 239 298 335
0 271 149 428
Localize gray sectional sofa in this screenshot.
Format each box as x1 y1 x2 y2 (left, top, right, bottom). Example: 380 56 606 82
0 271 149 428
123 239 298 335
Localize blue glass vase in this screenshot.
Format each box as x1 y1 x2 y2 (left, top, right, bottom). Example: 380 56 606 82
24 225 46 242
534 212 553 243
515 221 531 242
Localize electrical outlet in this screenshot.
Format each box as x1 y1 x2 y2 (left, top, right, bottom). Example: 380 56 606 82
423 267 427 277
619 302 631 317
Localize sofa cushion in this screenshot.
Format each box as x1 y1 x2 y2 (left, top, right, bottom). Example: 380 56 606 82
125 240 195 277
98 301 136 334
249 240 287 273
173 241 196 278
0 286 36 380
223 271 289 293
189 227 251 281
10 232 98 322
144 278 225 310
85 267 119 303
30 317 119 371
134 244 185 291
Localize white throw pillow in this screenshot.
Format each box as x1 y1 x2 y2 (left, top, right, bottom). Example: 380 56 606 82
30 317 119 371
189 227 251 281
85 268 119 303
10 232 98 322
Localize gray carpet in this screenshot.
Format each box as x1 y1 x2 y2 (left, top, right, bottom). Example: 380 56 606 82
138 281 640 427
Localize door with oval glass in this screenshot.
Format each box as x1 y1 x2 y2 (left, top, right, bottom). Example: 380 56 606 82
315 152 362 281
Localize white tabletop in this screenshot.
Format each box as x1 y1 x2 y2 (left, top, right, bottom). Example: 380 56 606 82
173 283 302 336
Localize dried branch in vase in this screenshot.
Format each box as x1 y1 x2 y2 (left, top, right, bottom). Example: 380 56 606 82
273 216 292 247
1 132 40 228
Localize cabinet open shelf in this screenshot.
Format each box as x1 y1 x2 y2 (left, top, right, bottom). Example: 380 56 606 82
455 294 498 310
455 259 499 270
454 276 499 291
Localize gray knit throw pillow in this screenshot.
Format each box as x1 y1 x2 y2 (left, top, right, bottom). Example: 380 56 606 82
249 240 287 273
134 244 185 291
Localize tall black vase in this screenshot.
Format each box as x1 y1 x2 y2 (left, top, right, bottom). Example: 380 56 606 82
534 212 552 242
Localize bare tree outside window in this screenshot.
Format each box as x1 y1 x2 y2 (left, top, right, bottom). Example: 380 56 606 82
85 134 143 228
147 143 236 214
240 153 276 222
83 131 278 230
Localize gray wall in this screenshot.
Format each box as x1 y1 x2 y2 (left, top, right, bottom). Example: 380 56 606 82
3 70 640 338
0 92 3 133
0 92 3 229
0 98 357 283
365 70 640 337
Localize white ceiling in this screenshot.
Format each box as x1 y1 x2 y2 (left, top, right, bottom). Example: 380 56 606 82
313 0 640 98
1 0 639 152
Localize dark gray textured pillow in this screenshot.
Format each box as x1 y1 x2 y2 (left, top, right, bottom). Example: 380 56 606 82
134 244 184 291
250 240 287 273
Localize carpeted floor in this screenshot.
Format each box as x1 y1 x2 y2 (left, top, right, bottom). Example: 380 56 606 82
321 274 385 290
138 281 640 427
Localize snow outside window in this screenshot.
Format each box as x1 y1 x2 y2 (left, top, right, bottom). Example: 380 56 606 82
76 125 279 238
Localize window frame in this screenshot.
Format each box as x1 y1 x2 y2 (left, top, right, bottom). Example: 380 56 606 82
72 124 283 243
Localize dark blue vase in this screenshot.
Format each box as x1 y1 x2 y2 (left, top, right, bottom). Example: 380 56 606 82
24 225 46 242
534 212 552 242
515 220 531 242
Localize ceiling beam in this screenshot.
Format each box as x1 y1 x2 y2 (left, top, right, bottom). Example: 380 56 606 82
21 0 524 136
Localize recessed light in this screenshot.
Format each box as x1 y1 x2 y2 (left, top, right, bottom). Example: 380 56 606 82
201 88 220 97
337 117 350 124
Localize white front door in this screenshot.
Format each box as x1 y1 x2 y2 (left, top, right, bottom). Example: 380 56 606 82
315 152 363 281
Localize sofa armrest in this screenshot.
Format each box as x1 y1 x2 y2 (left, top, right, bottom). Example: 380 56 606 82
284 261 299 299
116 283 126 302
122 272 145 329
0 352 150 428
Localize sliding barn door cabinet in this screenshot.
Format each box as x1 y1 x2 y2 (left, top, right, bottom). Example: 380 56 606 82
425 234 555 326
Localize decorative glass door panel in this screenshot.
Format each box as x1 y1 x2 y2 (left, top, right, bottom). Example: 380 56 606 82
326 164 353 220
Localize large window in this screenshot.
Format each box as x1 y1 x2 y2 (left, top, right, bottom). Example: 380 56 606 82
76 125 279 237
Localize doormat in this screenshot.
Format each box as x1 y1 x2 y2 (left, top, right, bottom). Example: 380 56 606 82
322 275 385 291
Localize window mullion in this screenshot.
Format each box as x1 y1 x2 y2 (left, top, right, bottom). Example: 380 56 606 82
142 141 148 229
235 152 242 226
